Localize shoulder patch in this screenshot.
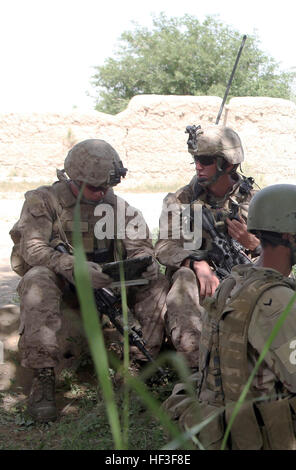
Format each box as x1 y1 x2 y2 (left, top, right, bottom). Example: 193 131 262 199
256 286 295 319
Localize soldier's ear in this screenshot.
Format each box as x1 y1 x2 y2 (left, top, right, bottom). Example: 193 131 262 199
285 233 296 243
223 162 234 173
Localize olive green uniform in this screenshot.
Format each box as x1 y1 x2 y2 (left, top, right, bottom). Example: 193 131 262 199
163 265 296 450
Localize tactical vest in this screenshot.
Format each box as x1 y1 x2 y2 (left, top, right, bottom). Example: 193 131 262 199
51 181 117 261
9 182 124 276
198 268 296 450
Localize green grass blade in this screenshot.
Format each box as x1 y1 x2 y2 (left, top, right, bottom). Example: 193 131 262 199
220 290 296 450
72 189 123 449
117 243 130 449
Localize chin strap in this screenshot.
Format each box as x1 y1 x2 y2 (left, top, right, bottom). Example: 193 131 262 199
288 235 296 266
70 180 107 205
197 156 227 187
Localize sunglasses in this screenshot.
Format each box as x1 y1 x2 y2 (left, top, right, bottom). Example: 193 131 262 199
193 155 217 166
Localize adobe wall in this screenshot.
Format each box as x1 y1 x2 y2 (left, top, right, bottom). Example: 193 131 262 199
0 95 295 190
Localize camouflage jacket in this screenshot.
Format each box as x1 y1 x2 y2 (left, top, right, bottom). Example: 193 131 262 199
10 180 155 277
155 173 257 271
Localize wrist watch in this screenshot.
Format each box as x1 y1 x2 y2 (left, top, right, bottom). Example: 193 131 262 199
187 252 209 271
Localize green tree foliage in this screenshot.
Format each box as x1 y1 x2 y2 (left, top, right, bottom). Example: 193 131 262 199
91 13 295 114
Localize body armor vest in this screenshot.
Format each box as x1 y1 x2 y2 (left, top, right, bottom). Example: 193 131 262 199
51 181 114 259
198 268 296 449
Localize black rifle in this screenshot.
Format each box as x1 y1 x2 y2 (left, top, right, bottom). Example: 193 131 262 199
93 286 163 368
200 206 252 280
55 244 164 375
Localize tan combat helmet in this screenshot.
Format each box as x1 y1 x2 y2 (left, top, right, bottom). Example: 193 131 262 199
187 125 244 164
186 125 244 186
248 184 296 234
64 139 127 187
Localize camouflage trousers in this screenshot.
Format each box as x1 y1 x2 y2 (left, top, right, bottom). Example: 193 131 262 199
165 267 204 368
17 266 169 369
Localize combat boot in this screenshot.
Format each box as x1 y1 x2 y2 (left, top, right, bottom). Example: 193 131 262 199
27 368 57 423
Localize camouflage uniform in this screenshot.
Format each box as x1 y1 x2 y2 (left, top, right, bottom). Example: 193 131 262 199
155 126 257 367
163 184 296 450
10 141 168 370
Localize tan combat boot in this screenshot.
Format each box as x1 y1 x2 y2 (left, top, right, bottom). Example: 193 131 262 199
27 368 57 423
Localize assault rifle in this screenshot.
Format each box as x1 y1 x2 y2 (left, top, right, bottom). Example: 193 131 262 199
55 244 164 375
198 206 252 281
93 286 164 369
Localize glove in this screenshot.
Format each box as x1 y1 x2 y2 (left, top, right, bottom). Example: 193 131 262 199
86 261 112 289
57 254 112 289
141 258 159 281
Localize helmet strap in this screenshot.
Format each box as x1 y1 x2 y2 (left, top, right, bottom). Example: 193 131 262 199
198 156 228 187
69 181 107 205
288 235 296 266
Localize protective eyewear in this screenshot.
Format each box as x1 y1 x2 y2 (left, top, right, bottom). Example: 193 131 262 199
193 155 216 166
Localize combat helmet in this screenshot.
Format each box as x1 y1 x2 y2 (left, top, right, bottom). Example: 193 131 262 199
186 125 244 185
248 184 296 234
64 139 127 187
248 184 296 264
189 125 244 163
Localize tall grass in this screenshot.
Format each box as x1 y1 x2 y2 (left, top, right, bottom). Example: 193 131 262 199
72 186 123 448
117 242 130 448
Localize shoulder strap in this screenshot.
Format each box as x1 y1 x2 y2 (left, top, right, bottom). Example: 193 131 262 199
46 189 73 252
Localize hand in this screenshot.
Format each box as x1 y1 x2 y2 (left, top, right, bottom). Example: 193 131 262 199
86 261 113 289
226 216 260 251
57 255 112 289
141 259 159 281
184 259 219 299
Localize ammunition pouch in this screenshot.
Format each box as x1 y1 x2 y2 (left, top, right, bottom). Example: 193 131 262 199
255 397 296 450
190 397 296 450
165 379 296 450
163 374 226 450
225 397 296 450
180 401 226 450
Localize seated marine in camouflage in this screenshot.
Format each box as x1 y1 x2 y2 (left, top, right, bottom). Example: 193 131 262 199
163 184 296 450
155 125 260 368
10 139 168 423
